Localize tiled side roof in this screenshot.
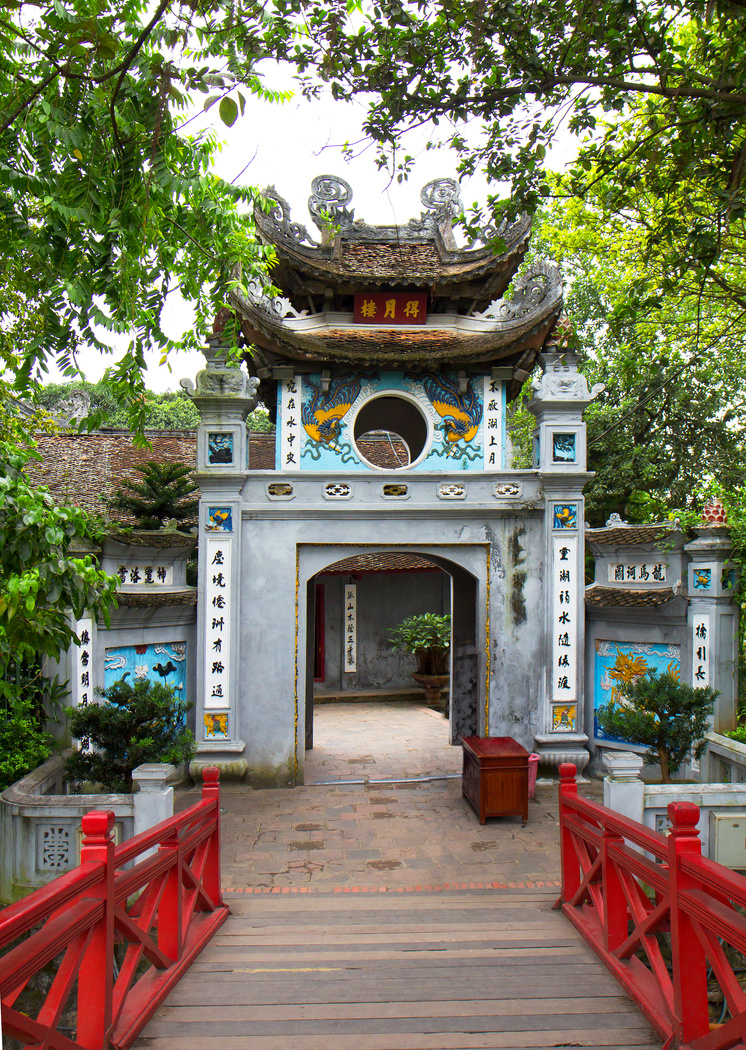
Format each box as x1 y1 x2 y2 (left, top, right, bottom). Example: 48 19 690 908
585 585 677 607
321 553 442 575
26 430 279 517
115 590 198 607
585 524 674 546
248 433 276 469
27 430 199 517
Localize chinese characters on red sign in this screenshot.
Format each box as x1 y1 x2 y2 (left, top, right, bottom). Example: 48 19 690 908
353 292 428 325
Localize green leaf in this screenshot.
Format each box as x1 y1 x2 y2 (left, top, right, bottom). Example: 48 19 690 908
218 97 239 127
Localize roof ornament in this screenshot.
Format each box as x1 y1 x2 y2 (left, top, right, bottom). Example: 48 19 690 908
472 260 562 322
308 175 362 233
261 186 310 244
407 178 463 233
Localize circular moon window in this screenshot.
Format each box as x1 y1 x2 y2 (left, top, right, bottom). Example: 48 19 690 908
353 395 430 470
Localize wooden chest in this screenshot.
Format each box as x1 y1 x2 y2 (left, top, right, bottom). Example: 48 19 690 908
461 736 530 825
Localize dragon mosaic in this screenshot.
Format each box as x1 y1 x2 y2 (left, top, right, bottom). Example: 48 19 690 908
301 374 377 446
413 373 483 444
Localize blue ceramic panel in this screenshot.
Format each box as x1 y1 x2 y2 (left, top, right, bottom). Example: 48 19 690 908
104 641 187 701
207 432 234 466
692 567 712 591
288 370 491 472
206 506 233 532
593 641 681 744
553 504 578 529
552 433 576 463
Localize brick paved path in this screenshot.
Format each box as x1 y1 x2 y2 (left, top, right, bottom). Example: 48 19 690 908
175 703 602 892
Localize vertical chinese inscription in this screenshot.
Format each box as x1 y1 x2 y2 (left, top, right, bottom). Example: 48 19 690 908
552 536 578 704
692 613 710 687
74 617 93 707
343 583 357 674
280 376 302 470
482 377 503 470
205 538 231 711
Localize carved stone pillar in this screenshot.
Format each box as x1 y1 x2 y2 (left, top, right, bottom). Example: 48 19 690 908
181 339 258 780
527 348 603 775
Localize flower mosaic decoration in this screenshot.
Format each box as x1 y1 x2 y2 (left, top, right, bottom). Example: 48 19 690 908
553 504 577 529
206 506 233 532
692 568 712 591
594 641 681 743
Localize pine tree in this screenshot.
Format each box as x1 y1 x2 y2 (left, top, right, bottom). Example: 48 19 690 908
65 677 195 792
108 462 198 532
596 672 718 782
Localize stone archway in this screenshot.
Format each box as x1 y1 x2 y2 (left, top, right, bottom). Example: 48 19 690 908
297 544 487 783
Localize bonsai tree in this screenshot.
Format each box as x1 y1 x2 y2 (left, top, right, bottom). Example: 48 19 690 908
596 671 718 782
65 675 195 792
389 613 451 676
107 461 198 532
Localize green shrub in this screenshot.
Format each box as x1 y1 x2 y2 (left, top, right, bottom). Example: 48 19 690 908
724 725 746 745
596 671 718 782
65 676 195 793
0 697 55 791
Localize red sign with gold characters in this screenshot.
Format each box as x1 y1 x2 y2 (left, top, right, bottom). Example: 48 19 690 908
353 292 428 325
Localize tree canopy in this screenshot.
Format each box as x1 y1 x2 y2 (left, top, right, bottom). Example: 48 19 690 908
3 0 745 429
528 191 746 525
1 0 283 429
34 380 274 430
295 0 745 274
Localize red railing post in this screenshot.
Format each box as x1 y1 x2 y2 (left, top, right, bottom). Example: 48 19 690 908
77 810 115 1050
668 801 709 1044
158 824 183 962
602 825 627 951
559 763 581 901
201 767 222 907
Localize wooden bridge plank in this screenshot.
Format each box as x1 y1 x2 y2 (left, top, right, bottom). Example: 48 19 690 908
187 957 604 972
132 891 662 1050
133 1030 657 1048
150 996 641 1023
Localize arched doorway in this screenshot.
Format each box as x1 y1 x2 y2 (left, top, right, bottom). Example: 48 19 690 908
298 545 484 783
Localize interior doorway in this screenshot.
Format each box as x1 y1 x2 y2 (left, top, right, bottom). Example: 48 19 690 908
302 548 481 783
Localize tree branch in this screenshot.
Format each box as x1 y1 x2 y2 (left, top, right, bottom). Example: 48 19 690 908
0 67 61 135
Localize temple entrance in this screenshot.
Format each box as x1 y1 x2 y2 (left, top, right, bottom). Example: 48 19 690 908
299 546 483 784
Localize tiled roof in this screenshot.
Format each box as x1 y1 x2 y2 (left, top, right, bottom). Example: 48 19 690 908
321 553 442 575
27 430 199 518
240 314 559 371
25 431 279 516
585 524 676 546
585 585 678 608
115 590 198 607
106 530 198 549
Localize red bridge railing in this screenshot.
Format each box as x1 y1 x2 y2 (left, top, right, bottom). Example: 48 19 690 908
559 762 746 1050
0 767 228 1049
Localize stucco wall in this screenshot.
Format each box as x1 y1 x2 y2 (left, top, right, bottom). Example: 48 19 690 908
236 476 548 785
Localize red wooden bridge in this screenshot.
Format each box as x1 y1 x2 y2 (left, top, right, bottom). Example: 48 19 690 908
1 765 745 1050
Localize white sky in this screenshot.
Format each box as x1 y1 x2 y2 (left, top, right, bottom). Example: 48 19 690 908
49 86 577 393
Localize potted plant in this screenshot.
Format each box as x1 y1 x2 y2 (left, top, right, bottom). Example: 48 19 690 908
389 613 451 707
596 670 718 782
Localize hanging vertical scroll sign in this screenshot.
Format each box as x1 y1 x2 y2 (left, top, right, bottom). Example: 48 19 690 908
344 583 357 674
